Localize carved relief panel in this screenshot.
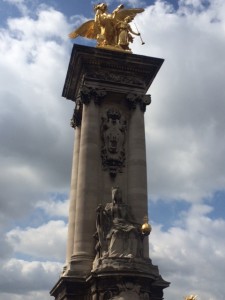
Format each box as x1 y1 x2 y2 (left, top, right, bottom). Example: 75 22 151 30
100 108 127 178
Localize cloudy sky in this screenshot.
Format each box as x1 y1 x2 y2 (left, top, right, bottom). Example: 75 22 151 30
0 0 225 299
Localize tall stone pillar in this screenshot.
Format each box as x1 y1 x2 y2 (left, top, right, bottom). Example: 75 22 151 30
127 96 150 258
65 128 81 269
71 94 104 275
50 44 169 300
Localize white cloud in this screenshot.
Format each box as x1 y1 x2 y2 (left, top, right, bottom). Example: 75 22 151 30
6 220 67 261
91 0 147 9
130 0 225 202
118 0 147 8
150 203 225 300
0 292 51 300
0 258 63 294
3 0 29 15
36 198 69 217
0 5 72 298
0 5 74 224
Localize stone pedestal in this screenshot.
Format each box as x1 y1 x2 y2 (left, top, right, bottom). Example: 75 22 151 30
50 44 169 300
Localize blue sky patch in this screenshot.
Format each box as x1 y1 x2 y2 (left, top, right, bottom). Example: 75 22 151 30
205 190 225 220
149 199 191 231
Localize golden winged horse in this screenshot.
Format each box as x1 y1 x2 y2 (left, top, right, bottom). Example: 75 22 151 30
69 3 144 52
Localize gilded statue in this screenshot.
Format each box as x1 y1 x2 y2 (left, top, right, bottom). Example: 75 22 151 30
69 3 144 52
185 295 198 300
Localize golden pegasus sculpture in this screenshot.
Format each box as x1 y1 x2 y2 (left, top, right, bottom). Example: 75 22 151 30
69 3 144 53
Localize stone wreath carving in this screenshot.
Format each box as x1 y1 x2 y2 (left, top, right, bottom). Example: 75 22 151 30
100 108 127 177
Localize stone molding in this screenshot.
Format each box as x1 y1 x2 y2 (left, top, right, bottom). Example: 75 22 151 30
62 45 164 102
84 71 146 88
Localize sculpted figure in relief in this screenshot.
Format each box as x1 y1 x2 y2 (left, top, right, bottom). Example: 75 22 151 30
101 108 127 177
69 3 144 52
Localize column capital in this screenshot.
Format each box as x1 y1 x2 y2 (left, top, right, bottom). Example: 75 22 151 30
80 86 107 105
126 93 151 112
70 86 107 128
70 99 82 128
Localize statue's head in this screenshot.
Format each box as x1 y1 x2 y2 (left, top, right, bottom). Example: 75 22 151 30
112 186 122 204
125 15 134 23
95 3 108 12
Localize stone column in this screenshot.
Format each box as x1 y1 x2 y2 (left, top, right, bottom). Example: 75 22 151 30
70 88 105 275
65 127 81 271
127 95 149 258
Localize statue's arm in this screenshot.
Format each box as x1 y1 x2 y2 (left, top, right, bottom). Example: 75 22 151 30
112 4 124 16
128 25 140 36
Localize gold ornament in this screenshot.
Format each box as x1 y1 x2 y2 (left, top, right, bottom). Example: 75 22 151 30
141 216 152 236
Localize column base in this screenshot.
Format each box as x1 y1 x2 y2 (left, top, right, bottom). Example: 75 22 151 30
63 253 94 277
51 258 170 300
50 276 90 300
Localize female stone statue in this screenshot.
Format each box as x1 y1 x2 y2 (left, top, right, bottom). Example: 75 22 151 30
94 187 143 259
106 187 140 257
